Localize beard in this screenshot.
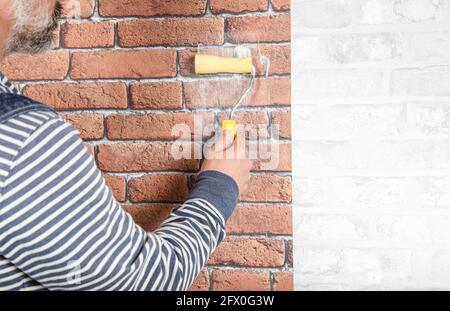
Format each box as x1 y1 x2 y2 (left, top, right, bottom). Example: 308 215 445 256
5 1 61 55
5 26 56 55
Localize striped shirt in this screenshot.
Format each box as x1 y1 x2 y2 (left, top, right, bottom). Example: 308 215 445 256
0 74 239 291
0 73 19 95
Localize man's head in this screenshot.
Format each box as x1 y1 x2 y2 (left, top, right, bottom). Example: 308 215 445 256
0 0 62 58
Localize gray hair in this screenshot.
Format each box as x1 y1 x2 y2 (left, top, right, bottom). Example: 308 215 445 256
5 0 61 54
9 0 54 29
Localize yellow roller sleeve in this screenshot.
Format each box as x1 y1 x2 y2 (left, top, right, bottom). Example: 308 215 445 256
195 54 253 74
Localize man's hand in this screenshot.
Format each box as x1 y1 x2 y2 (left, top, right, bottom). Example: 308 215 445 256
201 130 253 194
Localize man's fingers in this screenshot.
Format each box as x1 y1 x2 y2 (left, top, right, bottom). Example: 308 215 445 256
203 129 235 159
217 134 250 161
212 129 235 153
235 133 248 159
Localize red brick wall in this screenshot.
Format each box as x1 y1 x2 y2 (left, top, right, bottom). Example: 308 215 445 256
0 0 291 291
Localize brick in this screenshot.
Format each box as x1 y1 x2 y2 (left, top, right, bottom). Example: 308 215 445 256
298 177 409 208
299 1 352 28
104 175 126 202
51 25 61 49
360 0 446 25
217 110 269 138
97 143 199 172
61 21 115 48
189 269 210 291
400 31 450 62
128 174 189 202
130 82 183 110
229 110 269 127
252 142 292 172
241 174 291 202
226 14 290 43
391 66 450 96
342 249 412 285
299 105 406 139
301 140 450 171
212 270 270 291
179 44 291 76
287 240 293 266
210 0 268 13
106 112 214 140
407 103 450 136
226 205 292 234
299 34 399 65
371 215 435 244
23 83 127 110
299 69 386 98
271 0 290 11
272 110 291 139
0 51 69 80
118 17 224 47
273 272 293 291
99 0 207 17
71 50 177 79
299 214 370 242
184 77 290 109
432 251 450 284
63 113 104 140
62 0 95 18
393 0 440 22
296 141 349 171
208 237 285 267
123 204 175 231
430 215 450 244
297 247 345 278
245 45 292 75
407 177 450 208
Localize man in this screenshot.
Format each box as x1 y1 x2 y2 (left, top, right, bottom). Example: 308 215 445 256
0 0 252 290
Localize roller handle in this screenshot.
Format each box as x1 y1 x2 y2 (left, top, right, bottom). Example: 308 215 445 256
195 54 253 74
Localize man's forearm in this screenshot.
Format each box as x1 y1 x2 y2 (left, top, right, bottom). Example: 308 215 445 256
147 171 239 290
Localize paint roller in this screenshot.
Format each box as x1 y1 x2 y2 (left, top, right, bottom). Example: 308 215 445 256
194 47 269 137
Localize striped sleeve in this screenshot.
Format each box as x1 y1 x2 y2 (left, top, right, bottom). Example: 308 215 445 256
0 114 239 291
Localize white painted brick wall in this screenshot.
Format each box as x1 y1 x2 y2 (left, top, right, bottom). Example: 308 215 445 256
293 0 450 290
